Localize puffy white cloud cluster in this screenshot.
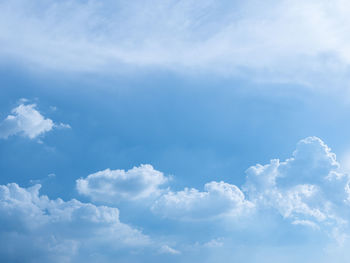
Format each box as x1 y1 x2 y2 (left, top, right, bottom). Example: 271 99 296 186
146 137 350 241
75 137 350 240
152 181 253 220
0 104 53 139
0 103 69 139
76 164 169 202
0 183 150 262
2 136 349 262
243 137 350 241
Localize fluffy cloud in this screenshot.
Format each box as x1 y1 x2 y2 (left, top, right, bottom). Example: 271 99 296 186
0 103 69 139
0 183 150 263
74 136 350 242
151 136 350 242
76 164 169 202
75 136 350 238
2 137 350 262
243 137 350 241
1 0 350 85
152 181 253 220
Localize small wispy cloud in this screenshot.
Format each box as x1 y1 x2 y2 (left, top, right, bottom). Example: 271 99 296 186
159 245 181 255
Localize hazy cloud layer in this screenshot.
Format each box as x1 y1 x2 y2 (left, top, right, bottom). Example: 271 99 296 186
1 0 350 85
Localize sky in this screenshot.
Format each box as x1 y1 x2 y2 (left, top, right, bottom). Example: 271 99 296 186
2 1 350 262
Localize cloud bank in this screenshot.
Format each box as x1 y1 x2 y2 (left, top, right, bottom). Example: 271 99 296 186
0 103 69 139
151 137 350 241
76 136 350 242
2 136 350 262
0 183 150 263
1 0 350 84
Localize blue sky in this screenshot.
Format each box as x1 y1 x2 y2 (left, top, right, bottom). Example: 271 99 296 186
2 1 350 262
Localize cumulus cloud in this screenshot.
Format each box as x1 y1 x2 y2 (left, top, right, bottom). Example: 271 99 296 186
243 137 350 241
1 0 350 85
0 103 69 139
0 183 150 263
76 136 350 239
150 136 350 243
152 181 253 220
2 136 350 262
73 136 350 243
76 164 169 202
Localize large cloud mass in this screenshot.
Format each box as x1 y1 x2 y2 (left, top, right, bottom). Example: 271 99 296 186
151 137 350 242
2 136 350 262
0 183 150 262
243 137 350 241
75 137 350 241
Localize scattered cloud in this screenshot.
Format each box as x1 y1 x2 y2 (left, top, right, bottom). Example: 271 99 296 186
0 102 70 140
76 164 169 202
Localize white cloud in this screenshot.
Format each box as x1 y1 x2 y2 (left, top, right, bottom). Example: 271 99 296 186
0 104 53 139
72 136 350 243
159 245 181 255
76 164 169 202
0 183 150 262
1 0 350 85
243 137 350 241
2 136 350 261
152 181 253 220
150 136 350 243
0 103 70 139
